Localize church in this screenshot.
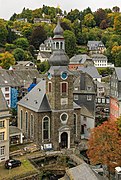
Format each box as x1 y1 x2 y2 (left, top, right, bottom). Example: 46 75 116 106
17 19 95 150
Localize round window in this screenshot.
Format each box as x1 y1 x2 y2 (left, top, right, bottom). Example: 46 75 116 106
48 72 52 80
60 113 68 124
61 72 68 80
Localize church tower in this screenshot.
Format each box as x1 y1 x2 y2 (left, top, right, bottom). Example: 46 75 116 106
46 18 81 149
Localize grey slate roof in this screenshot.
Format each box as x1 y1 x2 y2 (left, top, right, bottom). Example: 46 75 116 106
78 66 102 79
9 126 22 136
48 66 73 76
0 88 8 111
81 105 93 118
70 54 92 64
48 50 69 66
38 52 51 58
18 79 51 112
16 61 35 66
64 163 101 180
73 102 81 109
53 20 64 39
0 69 40 87
91 54 107 61
115 67 121 81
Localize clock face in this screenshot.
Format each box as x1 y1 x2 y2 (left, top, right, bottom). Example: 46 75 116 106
48 72 52 80
61 72 68 80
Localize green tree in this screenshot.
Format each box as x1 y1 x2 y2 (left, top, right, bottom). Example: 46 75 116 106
60 18 72 31
30 25 47 49
0 51 15 69
5 43 16 52
13 48 25 61
14 37 29 50
37 60 50 73
84 13 96 27
67 9 80 22
0 19 8 45
64 30 77 58
114 14 121 34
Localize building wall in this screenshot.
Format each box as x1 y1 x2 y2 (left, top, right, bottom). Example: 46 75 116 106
110 97 119 121
0 111 9 162
1 87 11 107
18 105 81 150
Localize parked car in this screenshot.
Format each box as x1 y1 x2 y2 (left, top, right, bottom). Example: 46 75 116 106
5 159 21 169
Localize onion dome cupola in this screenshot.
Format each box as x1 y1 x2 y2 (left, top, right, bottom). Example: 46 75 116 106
48 18 69 66
53 19 65 51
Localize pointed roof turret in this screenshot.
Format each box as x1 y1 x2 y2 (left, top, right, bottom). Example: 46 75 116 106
48 17 69 66
53 19 64 39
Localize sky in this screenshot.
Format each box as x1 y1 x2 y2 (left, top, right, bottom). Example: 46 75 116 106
0 0 121 20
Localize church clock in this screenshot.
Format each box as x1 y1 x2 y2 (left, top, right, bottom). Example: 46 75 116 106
61 72 68 80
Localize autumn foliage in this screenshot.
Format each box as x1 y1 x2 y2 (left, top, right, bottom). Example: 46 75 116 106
87 120 121 172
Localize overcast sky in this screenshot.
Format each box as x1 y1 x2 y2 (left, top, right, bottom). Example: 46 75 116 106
0 0 121 20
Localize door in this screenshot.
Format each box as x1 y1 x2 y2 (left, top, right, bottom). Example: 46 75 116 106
61 132 68 148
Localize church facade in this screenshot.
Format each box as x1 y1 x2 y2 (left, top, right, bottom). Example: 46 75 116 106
17 20 95 150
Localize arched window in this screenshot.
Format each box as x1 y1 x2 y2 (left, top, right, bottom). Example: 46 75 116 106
61 82 68 95
25 112 28 133
20 110 23 129
30 114 34 137
56 42 59 49
48 82 52 93
60 42 63 49
74 114 77 135
42 116 50 140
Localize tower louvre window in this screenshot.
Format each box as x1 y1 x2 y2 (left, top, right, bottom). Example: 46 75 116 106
48 82 52 93
61 82 68 94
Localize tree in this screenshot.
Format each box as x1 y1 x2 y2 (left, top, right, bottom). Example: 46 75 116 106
13 48 25 61
67 9 80 23
84 13 96 27
87 120 121 176
112 6 120 13
0 51 15 69
37 60 50 73
94 8 107 27
14 37 29 50
30 25 47 49
100 20 108 29
114 14 121 34
0 19 8 45
63 30 77 58
60 18 72 31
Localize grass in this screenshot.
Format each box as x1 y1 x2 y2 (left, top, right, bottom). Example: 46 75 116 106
0 156 39 180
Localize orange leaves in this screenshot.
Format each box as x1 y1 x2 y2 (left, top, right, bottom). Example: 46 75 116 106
87 120 121 172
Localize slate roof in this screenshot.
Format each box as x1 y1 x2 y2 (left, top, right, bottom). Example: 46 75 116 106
115 67 121 81
9 126 22 136
18 79 51 112
64 163 101 180
70 54 92 64
49 50 69 66
78 66 102 79
38 52 51 58
91 54 107 61
48 66 73 76
0 88 8 111
87 41 104 47
16 61 35 66
73 102 81 109
0 69 40 87
81 105 93 118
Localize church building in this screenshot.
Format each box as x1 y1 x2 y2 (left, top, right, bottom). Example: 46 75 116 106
17 20 95 150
